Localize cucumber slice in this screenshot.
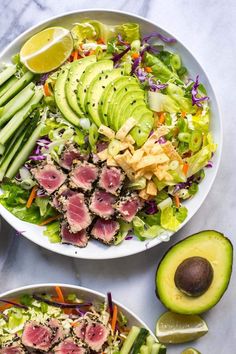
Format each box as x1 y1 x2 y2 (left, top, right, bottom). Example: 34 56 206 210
0 65 16 86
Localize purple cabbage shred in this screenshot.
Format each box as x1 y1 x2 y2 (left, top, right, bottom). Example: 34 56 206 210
142 32 177 44
191 75 209 107
107 292 113 317
0 299 28 310
145 200 158 215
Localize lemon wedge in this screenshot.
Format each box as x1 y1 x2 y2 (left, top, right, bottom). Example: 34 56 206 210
20 27 73 73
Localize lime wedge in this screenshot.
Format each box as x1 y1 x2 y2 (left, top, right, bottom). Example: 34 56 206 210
181 348 201 354
20 27 73 73
155 311 208 344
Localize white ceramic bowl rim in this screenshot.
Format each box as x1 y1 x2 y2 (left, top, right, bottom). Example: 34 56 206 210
0 9 222 260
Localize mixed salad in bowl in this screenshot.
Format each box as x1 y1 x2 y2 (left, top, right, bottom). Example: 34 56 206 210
0 19 216 248
0 286 165 353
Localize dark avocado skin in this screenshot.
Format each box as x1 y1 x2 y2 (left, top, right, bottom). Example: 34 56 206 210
155 230 233 310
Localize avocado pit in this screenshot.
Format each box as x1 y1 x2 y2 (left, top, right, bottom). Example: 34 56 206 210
174 256 214 297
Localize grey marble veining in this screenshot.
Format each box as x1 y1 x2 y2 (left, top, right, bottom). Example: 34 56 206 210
0 1 236 353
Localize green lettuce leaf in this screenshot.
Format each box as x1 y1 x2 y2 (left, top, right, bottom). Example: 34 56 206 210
44 221 61 243
117 23 140 42
114 221 131 245
133 216 163 240
0 181 56 224
160 206 180 231
186 143 216 177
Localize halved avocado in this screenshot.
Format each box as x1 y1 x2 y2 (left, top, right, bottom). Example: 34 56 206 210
77 60 113 111
156 230 233 315
65 55 96 116
85 68 123 126
54 65 81 126
99 76 139 126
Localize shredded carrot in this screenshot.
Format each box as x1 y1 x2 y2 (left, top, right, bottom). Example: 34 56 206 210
182 162 189 176
0 303 13 311
43 82 51 97
71 321 80 327
39 214 61 226
131 52 140 60
145 66 152 73
55 286 65 303
72 51 78 61
158 112 165 125
26 186 38 209
174 195 180 208
181 111 186 118
111 304 118 331
97 38 105 44
88 49 96 56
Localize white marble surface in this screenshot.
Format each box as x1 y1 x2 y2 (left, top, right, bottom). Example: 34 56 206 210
0 0 236 353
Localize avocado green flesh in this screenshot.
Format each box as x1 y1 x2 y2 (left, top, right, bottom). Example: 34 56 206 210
130 108 154 147
65 55 96 116
77 60 113 112
118 98 146 128
99 76 139 125
54 65 81 127
85 68 123 126
156 230 233 315
112 89 145 131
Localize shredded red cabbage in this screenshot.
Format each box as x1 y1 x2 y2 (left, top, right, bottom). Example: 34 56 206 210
145 200 158 214
112 45 131 64
142 32 176 44
107 292 113 317
33 294 92 309
206 161 213 168
131 56 141 74
191 75 209 107
0 299 28 310
117 33 129 45
157 136 167 144
125 235 133 240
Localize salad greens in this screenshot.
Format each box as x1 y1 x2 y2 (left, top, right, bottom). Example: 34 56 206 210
0 18 216 247
0 289 165 353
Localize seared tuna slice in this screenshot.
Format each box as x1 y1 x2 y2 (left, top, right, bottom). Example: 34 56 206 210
32 163 66 194
116 194 142 222
59 148 82 170
48 318 68 345
90 190 116 219
52 186 76 212
91 218 119 244
0 346 24 354
73 319 87 340
21 320 53 352
99 166 124 195
65 193 92 232
84 321 109 352
54 338 86 354
61 223 89 248
70 162 98 191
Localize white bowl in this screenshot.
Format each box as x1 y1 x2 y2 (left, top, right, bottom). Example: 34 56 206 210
0 9 222 259
0 283 155 336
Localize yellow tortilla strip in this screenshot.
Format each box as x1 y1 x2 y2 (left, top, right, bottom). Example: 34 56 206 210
97 148 108 161
116 117 137 141
162 141 183 163
146 180 158 196
98 125 115 139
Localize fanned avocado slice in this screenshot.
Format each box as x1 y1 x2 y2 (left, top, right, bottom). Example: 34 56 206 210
111 89 145 131
54 65 81 126
99 76 139 126
85 68 123 126
65 55 96 116
77 60 113 112
117 98 146 130
156 230 233 315
130 107 154 147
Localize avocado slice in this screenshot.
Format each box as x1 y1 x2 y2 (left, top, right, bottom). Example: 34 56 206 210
85 68 123 126
111 88 145 131
65 55 96 116
156 230 233 315
54 65 81 127
99 76 139 126
118 98 146 129
130 107 154 147
77 60 113 112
